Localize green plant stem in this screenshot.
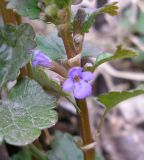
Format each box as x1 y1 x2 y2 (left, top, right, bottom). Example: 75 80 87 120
73 9 86 54
97 109 109 135
58 24 76 59
27 63 33 79
57 8 76 59
28 144 48 160
76 99 95 160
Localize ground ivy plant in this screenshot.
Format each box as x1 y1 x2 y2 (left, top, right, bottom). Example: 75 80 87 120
0 0 143 160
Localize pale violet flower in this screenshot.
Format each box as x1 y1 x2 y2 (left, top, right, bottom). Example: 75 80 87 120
63 67 94 99
32 50 52 68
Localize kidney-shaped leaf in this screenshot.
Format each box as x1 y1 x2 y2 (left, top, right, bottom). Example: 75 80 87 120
0 23 36 88
0 78 58 146
97 85 144 110
47 131 84 160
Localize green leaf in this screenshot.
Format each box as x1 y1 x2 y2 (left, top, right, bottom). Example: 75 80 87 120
82 2 118 33
32 67 68 97
0 23 36 88
54 0 70 8
0 78 58 146
36 33 66 60
6 0 41 19
11 150 32 160
90 45 137 71
97 84 144 110
47 131 84 160
100 2 118 16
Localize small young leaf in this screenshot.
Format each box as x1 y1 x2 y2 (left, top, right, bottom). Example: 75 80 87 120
6 0 41 19
54 0 70 8
82 2 118 33
100 2 118 16
97 84 144 110
47 131 84 160
90 45 137 71
36 33 66 60
0 78 58 146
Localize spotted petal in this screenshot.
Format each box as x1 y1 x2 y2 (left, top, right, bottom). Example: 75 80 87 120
68 67 83 78
73 81 92 99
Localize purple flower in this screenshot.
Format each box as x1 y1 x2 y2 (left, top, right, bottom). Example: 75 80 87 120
32 50 52 68
63 67 94 99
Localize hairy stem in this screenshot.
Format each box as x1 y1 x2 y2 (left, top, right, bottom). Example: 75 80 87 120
0 0 21 25
76 99 95 160
28 144 47 160
57 8 77 59
73 9 86 54
58 24 76 59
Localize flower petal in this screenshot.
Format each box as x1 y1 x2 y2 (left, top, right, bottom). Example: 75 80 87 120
82 71 94 81
63 78 74 92
73 81 92 99
32 50 52 68
68 67 83 79
32 60 38 68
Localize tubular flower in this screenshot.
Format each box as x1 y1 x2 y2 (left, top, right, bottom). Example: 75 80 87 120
32 50 52 68
63 67 94 99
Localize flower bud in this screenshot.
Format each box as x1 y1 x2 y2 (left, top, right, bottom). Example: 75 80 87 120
32 50 52 68
44 4 58 18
